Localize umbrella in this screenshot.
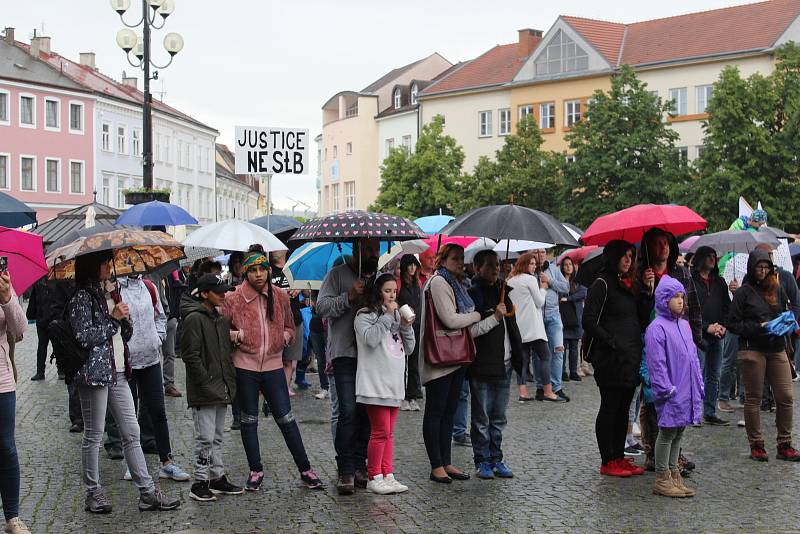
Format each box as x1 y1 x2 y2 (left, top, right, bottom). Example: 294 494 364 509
464 238 498 264
493 240 554 254
688 230 779 256
440 205 578 247
283 241 391 290
47 229 185 280
563 223 583 240
581 204 706 246
557 245 600 265
378 239 430 271
0 227 47 295
790 244 800 258
574 247 606 287
760 226 794 242
679 235 700 252
249 214 302 239
0 192 36 228
414 215 455 235
183 220 286 253
290 210 427 243
116 200 197 227
47 225 138 255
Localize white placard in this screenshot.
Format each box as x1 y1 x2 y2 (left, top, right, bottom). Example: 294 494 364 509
234 126 309 175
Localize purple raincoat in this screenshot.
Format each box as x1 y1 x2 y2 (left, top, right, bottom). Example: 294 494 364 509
644 275 704 428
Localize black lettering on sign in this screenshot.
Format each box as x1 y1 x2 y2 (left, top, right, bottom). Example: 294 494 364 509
293 151 304 174
272 151 284 173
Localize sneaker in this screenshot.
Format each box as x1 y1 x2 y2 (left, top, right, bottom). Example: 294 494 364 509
624 445 643 456
245 470 264 491
704 415 730 426
599 460 631 478
620 458 645 475
750 445 769 462
189 481 217 502
300 469 323 489
562 372 570 382
314 390 330 400
777 444 800 462
383 474 408 493
159 462 191 482
717 400 735 413
337 473 355 495
367 474 394 495
209 475 244 494
400 400 412 411
4 517 31 534
138 488 180 511
518 396 536 403
452 435 471 447
632 422 641 438
534 389 544 401
493 461 514 478
409 399 421 411
569 373 582 382
30 373 44 381
69 423 84 433
737 420 746 427
84 490 112 514
355 468 369 489
122 466 132 481
581 362 594 376
476 462 495 479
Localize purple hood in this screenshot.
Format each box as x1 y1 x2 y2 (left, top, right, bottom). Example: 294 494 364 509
655 275 686 319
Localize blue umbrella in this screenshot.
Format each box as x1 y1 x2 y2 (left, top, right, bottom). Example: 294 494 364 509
414 215 454 235
116 200 197 226
283 241 390 290
0 191 36 228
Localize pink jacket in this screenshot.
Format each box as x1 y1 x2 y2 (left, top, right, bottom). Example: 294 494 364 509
221 281 295 372
1 291 26 393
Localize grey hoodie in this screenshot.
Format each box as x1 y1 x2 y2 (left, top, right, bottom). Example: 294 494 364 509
118 276 167 369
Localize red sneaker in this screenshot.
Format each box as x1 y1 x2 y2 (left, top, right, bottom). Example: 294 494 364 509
619 458 645 475
750 445 769 462
600 460 632 477
777 444 800 462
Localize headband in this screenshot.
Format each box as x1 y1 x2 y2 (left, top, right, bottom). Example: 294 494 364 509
242 252 269 271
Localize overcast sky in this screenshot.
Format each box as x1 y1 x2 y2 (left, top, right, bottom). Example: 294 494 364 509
5 0 753 210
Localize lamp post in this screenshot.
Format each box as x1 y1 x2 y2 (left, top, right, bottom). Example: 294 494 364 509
111 0 183 200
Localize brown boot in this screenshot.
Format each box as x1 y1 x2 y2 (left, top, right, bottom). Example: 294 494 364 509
653 471 685 497
670 469 695 497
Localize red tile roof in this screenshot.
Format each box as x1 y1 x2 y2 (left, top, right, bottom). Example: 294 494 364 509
421 43 528 96
563 0 800 67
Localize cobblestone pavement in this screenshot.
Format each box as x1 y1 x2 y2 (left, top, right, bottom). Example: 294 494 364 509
9 325 800 534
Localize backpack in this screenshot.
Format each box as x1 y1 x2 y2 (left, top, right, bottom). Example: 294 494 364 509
47 290 94 384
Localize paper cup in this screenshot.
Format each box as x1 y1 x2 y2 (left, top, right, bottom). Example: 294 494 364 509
399 304 416 322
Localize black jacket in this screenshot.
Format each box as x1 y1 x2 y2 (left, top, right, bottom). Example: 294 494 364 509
727 250 788 353
691 246 731 343
583 241 650 389
180 294 236 408
467 277 523 380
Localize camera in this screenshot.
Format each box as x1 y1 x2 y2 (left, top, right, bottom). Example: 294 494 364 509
0 256 7 272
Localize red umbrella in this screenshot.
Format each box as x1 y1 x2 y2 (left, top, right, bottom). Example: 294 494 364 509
557 245 600 265
581 204 706 246
0 227 47 295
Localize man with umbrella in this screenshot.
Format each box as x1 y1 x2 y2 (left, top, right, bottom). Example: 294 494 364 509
317 237 381 495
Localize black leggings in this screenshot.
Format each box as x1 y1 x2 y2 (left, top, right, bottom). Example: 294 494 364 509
518 340 551 386
595 386 635 465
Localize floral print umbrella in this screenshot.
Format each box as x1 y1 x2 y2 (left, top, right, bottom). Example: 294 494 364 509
46 229 185 280
290 211 427 243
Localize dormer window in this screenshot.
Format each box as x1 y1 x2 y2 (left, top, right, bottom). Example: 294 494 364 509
534 29 589 76
410 84 419 105
394 89 402 109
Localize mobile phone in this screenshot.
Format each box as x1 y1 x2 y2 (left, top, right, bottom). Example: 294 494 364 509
0 256 7 272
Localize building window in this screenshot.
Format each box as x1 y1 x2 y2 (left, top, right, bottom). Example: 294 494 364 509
519 105 533 120
178 141 184 167
565 99 581 127
479 110 492 137
402 135 412 152
346 142 352 155
102 174 111 205
165 137 171 163
669 87 688 116
20 95 35 127
534 29 589 76
0 154 8 189
696 85 713 114
498 108 511 135
117 176 129 208
333 145 338 159
45 98 60 130
410 84 419 105
117 125 127 154
45 158 60 192
132 129 141 157
101 122 111 151
385 138 395 157
345 181 356 211
155 134 161 161
394 89 402 109
185 144 192 169
676 146 689 162
696 145 706 160
70 161 84 194
20 156 35 191
345 102 358 118
332 183 340 213
539 103 555 130
69 102 84 133
0 91 8 124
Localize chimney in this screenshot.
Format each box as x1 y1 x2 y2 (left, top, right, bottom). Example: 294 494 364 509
517 28 543 57
122 76 138 89
29 35 51 57
3 27 14 45
79 52 96 70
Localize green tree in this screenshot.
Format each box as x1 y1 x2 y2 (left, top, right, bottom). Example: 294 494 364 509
455 116 563 215
688 42 800 231
562 65 688 228
370 115 464 217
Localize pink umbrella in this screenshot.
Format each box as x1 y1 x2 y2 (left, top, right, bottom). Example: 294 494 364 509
423 235 477 255
679 235 700 252
0 227 47 295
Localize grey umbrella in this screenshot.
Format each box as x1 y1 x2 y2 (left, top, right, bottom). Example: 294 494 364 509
440 205 578 246
689 230 779 256
759 226 794 242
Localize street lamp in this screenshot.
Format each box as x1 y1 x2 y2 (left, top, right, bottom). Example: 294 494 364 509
112 0 184 195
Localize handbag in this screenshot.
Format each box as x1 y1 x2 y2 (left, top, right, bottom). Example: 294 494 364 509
580 278 608 365
559 299 579 329
423 285 476 367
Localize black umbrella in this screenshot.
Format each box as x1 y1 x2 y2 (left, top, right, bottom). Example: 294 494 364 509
0 191 36 228
289 210 427 243
574 247 606 287
249 214 302 240
440 205 579 247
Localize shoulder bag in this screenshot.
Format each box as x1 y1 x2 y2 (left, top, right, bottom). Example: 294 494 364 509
423 284 476 367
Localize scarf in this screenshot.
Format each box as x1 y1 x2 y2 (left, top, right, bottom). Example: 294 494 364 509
436 267 475 313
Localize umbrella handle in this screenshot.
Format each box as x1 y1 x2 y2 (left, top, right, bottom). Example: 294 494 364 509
499 281 515 318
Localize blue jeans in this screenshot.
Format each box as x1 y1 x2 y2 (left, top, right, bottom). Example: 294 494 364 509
544 314 565 392
469 372 511 466
452 379 470 439
332 357 369 475
236 367 311 473
0 392 19 521
698 338 724 417
719 332 739 402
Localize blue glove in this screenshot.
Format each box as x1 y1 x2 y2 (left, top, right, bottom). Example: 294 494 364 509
765 311 799 337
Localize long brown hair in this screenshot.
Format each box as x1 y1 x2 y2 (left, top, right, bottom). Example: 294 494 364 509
510 252 536 279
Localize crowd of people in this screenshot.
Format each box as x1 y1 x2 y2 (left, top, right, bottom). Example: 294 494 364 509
1 208 800 532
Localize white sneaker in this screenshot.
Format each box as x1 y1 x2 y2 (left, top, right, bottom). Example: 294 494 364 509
314 390 329 400
737 420 746 427
366 474 394 495
4 517 31 534
632 422 641 438
122 466 132 481
400 400 412 411
409 399 421 411
383 474 408 493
